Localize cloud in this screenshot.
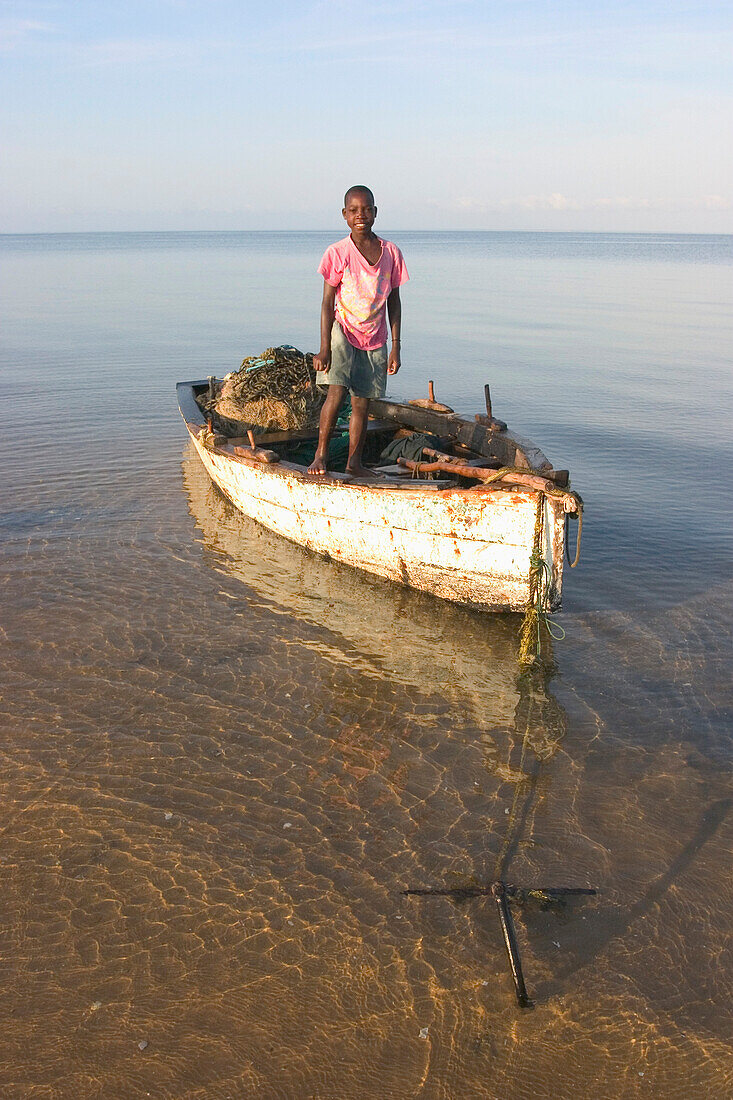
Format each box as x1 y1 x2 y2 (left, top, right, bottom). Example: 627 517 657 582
510 193 581 211
0 17 52 51
0 15 193 67
453 194 732 214
454 193 582 212
80 37 195 67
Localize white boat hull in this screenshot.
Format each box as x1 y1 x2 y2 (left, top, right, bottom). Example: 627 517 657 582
187 428 566 613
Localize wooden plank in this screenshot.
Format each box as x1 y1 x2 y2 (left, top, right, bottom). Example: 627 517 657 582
372 464 412 476
475 412 508 431
227 426 316 446
233 445 280 463
506 431 553 472
370 397 465 438
378 479 458 490
243 418 395 446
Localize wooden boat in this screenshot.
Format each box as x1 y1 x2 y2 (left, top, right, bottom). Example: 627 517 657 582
177 379 582 613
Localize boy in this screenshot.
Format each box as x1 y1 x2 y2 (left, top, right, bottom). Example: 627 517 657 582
308 186 408 476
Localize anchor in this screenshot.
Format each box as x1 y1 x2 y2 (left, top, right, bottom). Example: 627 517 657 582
403 659 597 1008
403 879 596 1008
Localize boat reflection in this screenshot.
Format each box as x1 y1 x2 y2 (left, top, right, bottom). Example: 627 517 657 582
182 444 528 729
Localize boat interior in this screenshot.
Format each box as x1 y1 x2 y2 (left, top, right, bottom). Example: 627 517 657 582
178 379 569 491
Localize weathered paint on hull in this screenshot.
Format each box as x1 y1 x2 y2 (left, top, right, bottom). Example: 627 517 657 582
188 429 566 613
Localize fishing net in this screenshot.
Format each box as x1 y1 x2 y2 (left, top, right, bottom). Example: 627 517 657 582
201 345 325 435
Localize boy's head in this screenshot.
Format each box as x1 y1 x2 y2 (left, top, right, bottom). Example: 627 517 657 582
342 185 377 233
343 185 375 208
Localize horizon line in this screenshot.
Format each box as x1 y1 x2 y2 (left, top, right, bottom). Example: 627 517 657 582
1 227 731 238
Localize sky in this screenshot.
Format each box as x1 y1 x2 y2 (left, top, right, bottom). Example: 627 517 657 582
1 0 731 232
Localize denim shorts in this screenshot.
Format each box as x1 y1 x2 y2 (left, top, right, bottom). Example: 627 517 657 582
316 322 388 399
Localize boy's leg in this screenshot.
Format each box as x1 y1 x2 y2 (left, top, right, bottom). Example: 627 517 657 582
345 396 371 478
344 342 387 477
308 384 347 475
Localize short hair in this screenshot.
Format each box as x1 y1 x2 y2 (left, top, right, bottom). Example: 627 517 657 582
343 185 375 207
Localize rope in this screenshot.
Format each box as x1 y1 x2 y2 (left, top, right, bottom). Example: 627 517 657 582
492 660 568 881
493 718 533 880
409 461 435 481
566 500 584 568
518 494 566 665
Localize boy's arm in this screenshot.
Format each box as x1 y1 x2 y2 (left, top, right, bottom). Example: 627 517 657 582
387 287 401 375
314 281 337 371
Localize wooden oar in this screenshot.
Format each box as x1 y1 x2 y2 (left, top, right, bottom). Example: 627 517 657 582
396 456 550 489
421 447 499 468
408 380 453 414
397 455 579 506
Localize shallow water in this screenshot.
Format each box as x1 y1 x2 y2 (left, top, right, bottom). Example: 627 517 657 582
1 231 731 1098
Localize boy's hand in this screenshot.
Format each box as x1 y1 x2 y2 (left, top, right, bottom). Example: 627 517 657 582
387 347 401 375
314 348 331 372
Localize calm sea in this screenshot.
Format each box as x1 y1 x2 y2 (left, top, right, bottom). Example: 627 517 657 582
1 231 731 1098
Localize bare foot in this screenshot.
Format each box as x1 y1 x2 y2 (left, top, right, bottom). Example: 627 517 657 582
345 464 375 479
307 453 328 475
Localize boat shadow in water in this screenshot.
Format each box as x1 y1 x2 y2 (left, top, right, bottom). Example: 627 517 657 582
530 794 732 1005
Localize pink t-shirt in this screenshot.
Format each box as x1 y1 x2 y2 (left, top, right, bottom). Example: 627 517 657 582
318 235 409 351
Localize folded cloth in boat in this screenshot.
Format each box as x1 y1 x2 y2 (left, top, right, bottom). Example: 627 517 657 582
378 432 445 465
